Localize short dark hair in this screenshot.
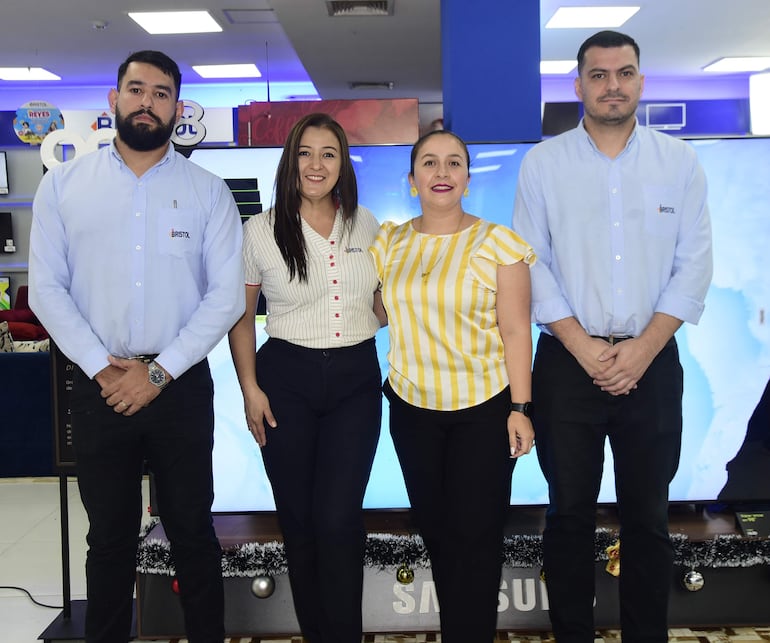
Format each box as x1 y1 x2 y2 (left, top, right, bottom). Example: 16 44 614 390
273 112 358 282
117 50 182 99
409 130 471 177
577 31 640 73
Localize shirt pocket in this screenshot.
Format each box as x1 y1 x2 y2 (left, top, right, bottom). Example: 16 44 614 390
156 208 200 257
642 185 681 237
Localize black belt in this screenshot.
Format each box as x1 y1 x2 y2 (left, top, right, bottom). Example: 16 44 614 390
128 353 160 363
591 335 633 345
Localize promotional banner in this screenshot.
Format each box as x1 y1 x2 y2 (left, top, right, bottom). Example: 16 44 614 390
0 102 235 149
12 101 64 145
237 98 419 146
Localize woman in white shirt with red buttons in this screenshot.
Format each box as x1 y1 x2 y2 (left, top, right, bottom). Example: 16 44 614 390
229 112 385 643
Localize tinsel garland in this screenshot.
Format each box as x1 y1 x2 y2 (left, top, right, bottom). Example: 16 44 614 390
135 524 770 578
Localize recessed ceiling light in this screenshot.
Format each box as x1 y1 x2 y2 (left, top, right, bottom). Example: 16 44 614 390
541 60 578 74
192 64 262 79
349 81 394 90
545 6 640 29
0 67 61 81
128 11 222 35
326 1 394 17
703 57 770 73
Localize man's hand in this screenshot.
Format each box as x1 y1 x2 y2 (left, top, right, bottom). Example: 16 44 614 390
593 338 657 396
571 336 619 381
98 356 166 415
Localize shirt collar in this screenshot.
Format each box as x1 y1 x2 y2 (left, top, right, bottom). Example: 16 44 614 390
578 117 640 158
108 138 175 170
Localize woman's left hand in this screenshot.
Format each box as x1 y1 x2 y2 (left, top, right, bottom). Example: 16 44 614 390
508 413 535 458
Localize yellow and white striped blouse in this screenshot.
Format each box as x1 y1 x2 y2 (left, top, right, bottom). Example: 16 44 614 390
370 218 535 411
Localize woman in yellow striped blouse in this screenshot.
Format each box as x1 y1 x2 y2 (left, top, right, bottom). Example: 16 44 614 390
370 130 536 643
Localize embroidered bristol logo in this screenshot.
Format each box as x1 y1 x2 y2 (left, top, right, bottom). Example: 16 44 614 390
170 228 191 239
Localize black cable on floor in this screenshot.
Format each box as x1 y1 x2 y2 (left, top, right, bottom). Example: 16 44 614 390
0 585 63 609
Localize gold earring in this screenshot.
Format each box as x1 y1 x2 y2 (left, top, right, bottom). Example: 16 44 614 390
463 187 470 197
409 186 418 198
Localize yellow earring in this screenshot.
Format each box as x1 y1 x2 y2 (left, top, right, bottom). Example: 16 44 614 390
409 186 418 198
463 187 470 197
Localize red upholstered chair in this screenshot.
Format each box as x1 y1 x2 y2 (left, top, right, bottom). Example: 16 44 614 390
0 285 49 340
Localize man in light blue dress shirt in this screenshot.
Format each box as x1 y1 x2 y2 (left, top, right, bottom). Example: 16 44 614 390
513 31 713 643
29 51 244 643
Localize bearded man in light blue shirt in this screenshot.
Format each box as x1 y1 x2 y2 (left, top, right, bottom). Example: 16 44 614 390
513 31 712 643
29 50 244 643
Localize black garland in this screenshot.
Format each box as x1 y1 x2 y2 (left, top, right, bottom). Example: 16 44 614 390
135 527 770 577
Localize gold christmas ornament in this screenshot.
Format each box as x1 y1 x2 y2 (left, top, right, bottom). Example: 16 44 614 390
396 563 415 585
605 540 621 577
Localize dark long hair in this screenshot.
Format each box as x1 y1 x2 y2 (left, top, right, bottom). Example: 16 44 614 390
273 113 358 282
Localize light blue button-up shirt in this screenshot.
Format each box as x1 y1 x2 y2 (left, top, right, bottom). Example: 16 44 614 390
513 120 713 337
29 140 245 378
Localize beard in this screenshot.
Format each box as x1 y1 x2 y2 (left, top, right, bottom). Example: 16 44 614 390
115 106 176 152
585 93 638 127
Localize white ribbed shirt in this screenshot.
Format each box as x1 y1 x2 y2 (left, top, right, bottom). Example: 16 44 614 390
242 206 381 348
370 218 536 411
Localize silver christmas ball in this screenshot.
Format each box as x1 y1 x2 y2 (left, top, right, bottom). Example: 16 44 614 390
250 574 275 598
683 569 704 592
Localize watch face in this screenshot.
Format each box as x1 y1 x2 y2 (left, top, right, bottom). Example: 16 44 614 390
148 362 166 387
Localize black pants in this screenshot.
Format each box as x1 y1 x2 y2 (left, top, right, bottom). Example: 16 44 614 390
71 360 224 643
385 382 515 643
256 337 382 643
533 333 683 643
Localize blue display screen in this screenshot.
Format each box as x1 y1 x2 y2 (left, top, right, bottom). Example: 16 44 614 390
190 137 770 511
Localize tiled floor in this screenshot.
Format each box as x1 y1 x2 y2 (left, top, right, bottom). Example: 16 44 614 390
0 476 84 642
2 477 769 643
0 476 154 643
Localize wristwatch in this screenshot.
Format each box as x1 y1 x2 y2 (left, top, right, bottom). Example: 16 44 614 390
510 402 532 417
148 361 168 390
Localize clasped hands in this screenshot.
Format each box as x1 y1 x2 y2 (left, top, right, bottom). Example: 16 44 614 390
581 336 655 396
96 355 163 416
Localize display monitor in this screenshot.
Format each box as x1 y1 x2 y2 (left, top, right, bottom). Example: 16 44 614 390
0 151 9 195
189 136 770 512
645 103 687 130
0 275 10 310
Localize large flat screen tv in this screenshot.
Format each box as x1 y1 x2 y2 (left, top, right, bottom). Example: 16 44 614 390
189 136 770 512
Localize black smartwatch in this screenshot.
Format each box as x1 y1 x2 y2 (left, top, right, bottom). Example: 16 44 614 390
510 401 532 418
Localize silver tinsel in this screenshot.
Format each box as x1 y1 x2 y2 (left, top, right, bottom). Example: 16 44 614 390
135 529 770 578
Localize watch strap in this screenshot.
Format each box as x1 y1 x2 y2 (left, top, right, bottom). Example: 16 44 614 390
510 402 532 417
